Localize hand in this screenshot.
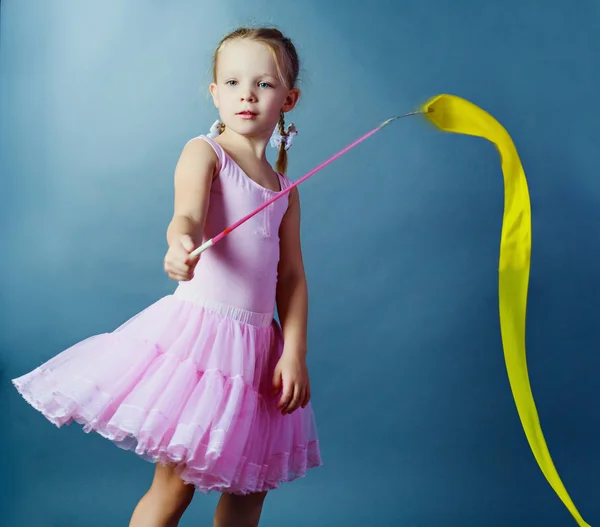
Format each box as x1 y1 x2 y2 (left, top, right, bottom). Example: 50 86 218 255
163 235 199 281
272 353 311 415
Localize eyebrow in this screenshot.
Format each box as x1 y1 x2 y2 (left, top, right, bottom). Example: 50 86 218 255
220 71 279 80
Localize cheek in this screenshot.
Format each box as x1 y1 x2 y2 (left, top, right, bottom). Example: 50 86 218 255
263 91 285 110
217 92 235 111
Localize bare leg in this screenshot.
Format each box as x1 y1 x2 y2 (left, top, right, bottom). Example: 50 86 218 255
213 492 268 527
129 464 195 527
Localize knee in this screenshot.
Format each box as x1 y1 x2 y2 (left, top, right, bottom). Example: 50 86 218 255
230 491 268 516
214 492 269 527
149 466 195 512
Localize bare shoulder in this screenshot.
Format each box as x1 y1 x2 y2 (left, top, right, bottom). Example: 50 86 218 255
175 137 219 179
286 185 300 210
172 137 219 222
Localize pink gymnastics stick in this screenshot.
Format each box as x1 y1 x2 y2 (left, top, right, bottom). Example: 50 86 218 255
190 109 428 257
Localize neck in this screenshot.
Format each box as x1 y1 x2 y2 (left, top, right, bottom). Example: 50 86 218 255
216 127 271 161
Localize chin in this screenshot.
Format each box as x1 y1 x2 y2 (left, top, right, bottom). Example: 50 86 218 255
227 120 271 138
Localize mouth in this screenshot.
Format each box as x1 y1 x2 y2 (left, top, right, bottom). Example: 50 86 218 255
237 110 257 117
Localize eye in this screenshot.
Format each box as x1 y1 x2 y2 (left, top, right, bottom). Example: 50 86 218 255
225 80 238 86
258 81 273 89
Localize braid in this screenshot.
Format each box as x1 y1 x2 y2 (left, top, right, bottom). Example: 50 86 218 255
275 111 288 174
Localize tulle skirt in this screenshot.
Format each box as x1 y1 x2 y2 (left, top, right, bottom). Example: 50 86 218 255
12 293 322 495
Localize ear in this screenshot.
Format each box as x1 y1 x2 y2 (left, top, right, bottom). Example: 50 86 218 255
281 88 300 113
209 83 219 108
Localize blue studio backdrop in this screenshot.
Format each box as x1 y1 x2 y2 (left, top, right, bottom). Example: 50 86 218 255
1 1 599 526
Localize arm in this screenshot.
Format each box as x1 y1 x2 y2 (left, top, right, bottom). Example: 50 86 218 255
276 186 308 359
163 138 217 282
166 138 218 246
273 187 311 414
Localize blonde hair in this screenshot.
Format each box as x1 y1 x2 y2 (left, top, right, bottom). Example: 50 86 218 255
212 27 300 174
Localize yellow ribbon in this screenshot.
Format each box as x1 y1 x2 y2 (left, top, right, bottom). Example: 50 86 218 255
422 94 590 527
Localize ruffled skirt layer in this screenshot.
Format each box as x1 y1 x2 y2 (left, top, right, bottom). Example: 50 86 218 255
12 294 322 494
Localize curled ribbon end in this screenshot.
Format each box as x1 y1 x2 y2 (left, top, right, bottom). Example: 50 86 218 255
421 94 461 131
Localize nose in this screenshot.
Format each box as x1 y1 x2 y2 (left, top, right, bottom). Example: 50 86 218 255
240 86 257 103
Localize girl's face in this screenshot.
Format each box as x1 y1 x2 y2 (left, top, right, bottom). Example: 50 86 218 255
210 39 299 140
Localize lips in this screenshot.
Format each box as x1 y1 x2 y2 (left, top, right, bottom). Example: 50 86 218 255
237 110 257 121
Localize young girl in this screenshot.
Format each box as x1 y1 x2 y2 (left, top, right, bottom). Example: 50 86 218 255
12 27 321 527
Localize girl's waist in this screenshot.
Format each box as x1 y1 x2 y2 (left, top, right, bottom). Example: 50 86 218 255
173 286 274 327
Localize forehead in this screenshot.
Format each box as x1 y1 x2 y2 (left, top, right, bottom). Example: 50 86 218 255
216 39 279 77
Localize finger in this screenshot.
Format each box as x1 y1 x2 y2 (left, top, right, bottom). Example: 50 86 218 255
285 384 302 414
180 235 195 252
168 272 188 282
285 385 303 415
165 259 192 274
166 269 192 281
185 253 200 266
168 241 190 256
300 388 308 408
301 386 310 408
167 267 193 280
167 247 192 266
277 380 294 410
272 371 282 396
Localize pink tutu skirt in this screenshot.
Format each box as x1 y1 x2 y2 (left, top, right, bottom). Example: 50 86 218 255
12 293 322 495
